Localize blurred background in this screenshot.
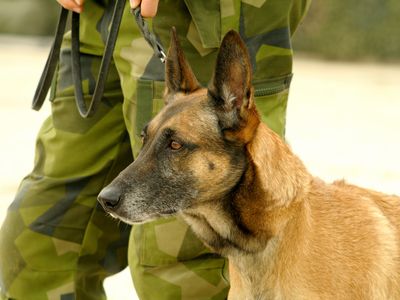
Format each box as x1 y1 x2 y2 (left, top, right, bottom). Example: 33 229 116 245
0 0 399 299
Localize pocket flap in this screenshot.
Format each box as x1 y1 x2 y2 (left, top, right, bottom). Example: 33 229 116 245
184 0 221 49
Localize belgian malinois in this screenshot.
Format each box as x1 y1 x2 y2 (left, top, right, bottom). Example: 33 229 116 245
98 29 400 299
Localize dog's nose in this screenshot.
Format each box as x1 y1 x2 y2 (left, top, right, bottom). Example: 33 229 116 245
98 185 122 209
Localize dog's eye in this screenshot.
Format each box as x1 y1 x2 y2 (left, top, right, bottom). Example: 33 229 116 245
169 140 182 151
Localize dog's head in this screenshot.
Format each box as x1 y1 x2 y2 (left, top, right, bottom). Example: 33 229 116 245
98 29 260 224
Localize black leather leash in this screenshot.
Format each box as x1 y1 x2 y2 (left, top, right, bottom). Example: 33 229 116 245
32 1 166 118
31 7 69 112
71 0 126 118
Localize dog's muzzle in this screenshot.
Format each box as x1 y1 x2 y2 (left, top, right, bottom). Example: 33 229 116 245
98 185 122 211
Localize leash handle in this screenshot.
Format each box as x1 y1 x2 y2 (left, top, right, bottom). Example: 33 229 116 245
71 0 126 118
32 2 167 118
131 7 166 64
32 7 69 111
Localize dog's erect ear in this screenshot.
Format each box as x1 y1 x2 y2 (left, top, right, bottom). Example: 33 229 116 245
164 27 200 103
208 30 258 142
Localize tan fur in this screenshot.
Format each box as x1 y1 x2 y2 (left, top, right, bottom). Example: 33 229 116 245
227 122 400 299
100 30 400 299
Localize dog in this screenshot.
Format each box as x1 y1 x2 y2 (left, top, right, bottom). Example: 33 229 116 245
98 29 400 299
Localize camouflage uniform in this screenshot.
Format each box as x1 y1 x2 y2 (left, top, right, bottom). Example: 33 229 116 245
0 0 310 299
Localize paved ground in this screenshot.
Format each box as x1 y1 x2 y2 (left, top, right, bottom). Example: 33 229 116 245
0 36 399 298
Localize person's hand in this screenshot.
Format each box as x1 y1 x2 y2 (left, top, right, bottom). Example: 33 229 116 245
56 0 84 13
130 0 159 17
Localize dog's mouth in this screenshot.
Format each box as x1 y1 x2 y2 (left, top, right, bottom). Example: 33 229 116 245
106 208 179 225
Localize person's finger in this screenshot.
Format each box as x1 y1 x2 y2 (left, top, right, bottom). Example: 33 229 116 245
140 0 159 17
56 0 83 13
129 0 141 9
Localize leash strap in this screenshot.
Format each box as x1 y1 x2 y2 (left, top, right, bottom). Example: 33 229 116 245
71 0 126 118
32 2 166 118
31 7 69 111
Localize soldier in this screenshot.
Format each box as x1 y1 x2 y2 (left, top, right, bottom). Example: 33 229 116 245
0 0 310 299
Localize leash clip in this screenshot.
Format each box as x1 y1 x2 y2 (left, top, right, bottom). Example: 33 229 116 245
131 7 167 64
158 47 167 64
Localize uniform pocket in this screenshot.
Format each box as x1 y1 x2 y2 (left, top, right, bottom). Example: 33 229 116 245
183 0 221 49
131 216 219 268
253 73 292 137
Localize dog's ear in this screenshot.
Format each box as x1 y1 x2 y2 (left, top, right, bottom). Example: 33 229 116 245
208 30 258 143
164 27 200 104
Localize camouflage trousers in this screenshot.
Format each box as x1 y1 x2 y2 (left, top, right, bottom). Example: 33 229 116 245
0 0 310 299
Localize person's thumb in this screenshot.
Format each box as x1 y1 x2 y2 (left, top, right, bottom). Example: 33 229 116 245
130 0 159 18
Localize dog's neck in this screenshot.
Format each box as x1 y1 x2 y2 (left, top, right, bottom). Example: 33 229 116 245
225 122 313 297
237 122 312 235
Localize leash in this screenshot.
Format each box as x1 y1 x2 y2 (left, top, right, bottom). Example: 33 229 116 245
32 1 166 118
131 8 166 63
31 7 68 112
71 0 126 118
